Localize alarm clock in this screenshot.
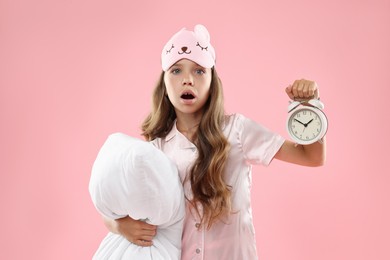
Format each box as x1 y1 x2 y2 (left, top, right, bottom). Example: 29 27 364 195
286 99 328 145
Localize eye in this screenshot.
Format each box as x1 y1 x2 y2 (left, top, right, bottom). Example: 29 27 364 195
195 69 205 75
166 44 174 54
171 68 181 74
196 42 208 51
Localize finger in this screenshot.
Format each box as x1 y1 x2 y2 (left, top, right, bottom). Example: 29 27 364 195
302 82 312 98
139 228 157 236
311 82 319 98
285 85 295 100
297 80 305 98
132 219 155 229
140 223 157 231
139 234 155 241
135 239 153 247
306 85 314 98
304 81 317 98
292 80 300 97
314 87 320 99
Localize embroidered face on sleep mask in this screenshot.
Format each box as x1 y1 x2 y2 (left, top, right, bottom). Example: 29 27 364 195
161 24 216 71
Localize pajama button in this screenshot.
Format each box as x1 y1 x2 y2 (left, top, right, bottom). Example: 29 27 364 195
196 248 201 254
195 223 200 228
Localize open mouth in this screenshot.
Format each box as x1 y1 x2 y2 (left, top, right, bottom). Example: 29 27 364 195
181 92 195 100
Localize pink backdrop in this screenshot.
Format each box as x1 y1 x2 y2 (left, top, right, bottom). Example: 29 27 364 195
1 0 389 259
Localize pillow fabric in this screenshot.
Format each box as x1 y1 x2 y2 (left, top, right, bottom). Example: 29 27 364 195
89 133 185 260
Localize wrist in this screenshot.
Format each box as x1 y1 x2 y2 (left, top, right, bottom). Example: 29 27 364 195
102 216 121 234
115 217 128 235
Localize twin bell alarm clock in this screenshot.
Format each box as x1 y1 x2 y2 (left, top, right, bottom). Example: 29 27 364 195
286 98 328 145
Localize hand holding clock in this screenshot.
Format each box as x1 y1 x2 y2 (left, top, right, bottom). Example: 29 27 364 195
285 79 327 145
285 79 319 101
275 78 327 166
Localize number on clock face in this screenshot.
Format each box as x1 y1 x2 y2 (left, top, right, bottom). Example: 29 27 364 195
289 108 322 141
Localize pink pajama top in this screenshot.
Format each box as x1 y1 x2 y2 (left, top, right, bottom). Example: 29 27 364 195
152 113 285 260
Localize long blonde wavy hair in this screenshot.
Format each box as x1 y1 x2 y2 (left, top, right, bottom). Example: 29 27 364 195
142 68 231 229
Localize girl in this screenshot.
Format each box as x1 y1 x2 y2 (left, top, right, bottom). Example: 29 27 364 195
103 24 326 259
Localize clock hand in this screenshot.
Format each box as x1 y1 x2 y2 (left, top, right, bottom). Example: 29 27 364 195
294 119 306 126
302 119 314 127
306 119 314 126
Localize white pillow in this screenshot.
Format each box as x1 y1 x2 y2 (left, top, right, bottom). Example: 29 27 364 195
89 133 185 260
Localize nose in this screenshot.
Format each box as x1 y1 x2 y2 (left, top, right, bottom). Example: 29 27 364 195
181 46 188 52
182 72 193 86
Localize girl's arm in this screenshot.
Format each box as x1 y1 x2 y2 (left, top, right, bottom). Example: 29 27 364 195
274 79 326 167
102 215 157 247
274 137 326 167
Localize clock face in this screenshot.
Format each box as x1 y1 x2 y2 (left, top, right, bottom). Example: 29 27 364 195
288 107 326 144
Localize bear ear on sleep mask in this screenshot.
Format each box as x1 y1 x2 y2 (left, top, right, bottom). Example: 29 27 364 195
161 24 216 71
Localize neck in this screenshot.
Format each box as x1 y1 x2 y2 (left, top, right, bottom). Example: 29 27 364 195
176 113 202 142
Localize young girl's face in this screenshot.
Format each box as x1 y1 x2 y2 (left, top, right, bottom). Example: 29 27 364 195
164 59 212 117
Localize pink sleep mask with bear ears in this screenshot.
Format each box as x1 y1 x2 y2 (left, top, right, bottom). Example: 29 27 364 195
161 24 216 71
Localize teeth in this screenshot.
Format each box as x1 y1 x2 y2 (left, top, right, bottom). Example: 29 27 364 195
181 92 194 99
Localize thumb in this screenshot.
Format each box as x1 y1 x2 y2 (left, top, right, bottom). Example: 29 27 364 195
285 85 295 100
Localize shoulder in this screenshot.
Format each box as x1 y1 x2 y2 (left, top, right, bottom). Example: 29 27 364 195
224 113 283 143
222 113 255 143
223 113 246 129
223 113 263 134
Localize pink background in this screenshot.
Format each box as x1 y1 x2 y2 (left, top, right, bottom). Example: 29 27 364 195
1 0 389 259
